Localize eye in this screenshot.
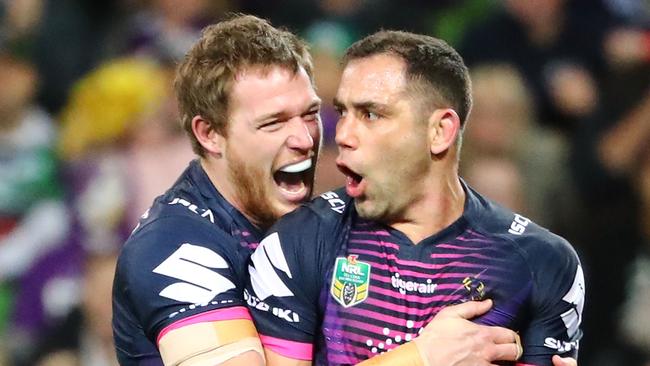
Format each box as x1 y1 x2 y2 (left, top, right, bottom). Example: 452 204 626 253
363 110 379 121
303 110 320 122
259 120 284 131
334 107 347 118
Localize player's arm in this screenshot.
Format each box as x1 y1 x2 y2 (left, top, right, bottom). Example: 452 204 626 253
357 300 522 366
356 301 579 366
263 349 309 366
245 203 332 366
246 229 320 366
517 236 585 366
157 313 265 366
118 217 265 366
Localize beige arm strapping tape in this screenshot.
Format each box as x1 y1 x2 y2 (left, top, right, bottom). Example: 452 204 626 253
159 319 265 366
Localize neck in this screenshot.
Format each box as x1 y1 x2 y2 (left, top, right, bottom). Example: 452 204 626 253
389 165 465 244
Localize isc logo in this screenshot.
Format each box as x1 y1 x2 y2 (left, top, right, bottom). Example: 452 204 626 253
508 214 530 235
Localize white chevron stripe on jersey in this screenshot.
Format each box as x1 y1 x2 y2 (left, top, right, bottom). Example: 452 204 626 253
153 243 236 305
249 232 294 300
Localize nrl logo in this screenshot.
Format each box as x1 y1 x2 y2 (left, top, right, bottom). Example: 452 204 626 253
331 255 371 308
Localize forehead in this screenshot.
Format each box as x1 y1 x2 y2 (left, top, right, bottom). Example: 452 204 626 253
230 65 318 116
337 54 407 104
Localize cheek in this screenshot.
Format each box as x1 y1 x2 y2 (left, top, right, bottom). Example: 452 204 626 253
309 122 322 145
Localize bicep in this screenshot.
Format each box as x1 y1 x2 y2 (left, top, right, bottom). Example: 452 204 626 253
520 265 584 365
245 229 322 362
158 318 264 366
264 348 311 366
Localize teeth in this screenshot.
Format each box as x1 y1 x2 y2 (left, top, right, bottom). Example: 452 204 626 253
279 159 312 173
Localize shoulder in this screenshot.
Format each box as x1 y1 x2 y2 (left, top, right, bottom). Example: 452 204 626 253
116 203 242 296
251 188 352 284
468 188 581 306
468 188 579 270
277 187 351 230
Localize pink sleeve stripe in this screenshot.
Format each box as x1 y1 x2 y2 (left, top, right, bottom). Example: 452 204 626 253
259 334 313 360
515 363 539 366
157 306 252 344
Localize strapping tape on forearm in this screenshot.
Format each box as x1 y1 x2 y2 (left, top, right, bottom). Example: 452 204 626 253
159 319 264 366
356 342 429 366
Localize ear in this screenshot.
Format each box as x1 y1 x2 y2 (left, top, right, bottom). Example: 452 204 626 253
428 108 461 155
191 115 226 156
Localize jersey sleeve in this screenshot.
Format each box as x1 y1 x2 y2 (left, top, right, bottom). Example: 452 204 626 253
518 234 585 365
244 206 330 361
113 215 250 346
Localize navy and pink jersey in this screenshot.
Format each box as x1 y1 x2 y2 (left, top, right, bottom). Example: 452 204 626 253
245 184 584 366
112 160 262 365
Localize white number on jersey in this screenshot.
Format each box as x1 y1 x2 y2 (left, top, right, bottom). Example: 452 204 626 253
153 243 235 305
249 232 294 300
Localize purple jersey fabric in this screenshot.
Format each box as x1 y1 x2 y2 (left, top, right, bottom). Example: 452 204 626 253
246 184 584 366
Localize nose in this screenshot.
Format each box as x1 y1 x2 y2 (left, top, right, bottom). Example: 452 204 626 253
335 114 358 150
286 117 316 152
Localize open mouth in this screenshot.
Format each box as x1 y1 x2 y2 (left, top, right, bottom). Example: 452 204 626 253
273 158 313 199
337 163 365 197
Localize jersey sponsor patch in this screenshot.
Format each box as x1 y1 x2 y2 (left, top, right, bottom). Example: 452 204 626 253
508 214 531 235
153 243 236 306
330 255 371 307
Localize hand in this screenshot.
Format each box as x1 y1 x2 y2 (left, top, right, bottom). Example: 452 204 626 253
604 28 649 67
552 355 577 366
547 63 598 117
413 300 522 366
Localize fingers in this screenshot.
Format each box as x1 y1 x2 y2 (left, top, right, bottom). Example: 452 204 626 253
552 355 577 366
436 299 493 320
485 326 519 346
489 343 521 362
480 326 521 362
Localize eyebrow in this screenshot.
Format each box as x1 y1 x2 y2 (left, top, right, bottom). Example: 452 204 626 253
333 98 390 113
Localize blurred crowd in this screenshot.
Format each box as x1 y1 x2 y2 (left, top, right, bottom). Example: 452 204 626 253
0 0 648 365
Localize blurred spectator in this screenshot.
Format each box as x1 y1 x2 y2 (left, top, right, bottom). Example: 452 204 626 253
30 252 119 366
463 156 527 214
604 27 650 68
27 55 193 365
0 0 43 43
460 0 613 135
123 0 232 63
241 0 446 40
0 50 74 364
620 149 650 365
33 0 123 114
461 64 574 228
570 66 650 366
58 56 192 251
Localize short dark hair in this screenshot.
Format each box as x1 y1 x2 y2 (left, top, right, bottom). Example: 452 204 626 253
343 30 472 128
174 14 313 156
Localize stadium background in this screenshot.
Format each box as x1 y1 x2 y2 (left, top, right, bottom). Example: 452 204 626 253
0 0 648 365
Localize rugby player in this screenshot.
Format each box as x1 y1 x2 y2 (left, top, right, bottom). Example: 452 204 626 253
245 30 584 366
112 14 578 366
